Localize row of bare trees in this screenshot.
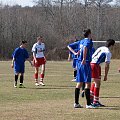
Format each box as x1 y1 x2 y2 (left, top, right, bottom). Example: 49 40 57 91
0 0 120 60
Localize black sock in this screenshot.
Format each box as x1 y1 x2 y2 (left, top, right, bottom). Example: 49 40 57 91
85 88 91 105
20 75 23 84
15 75 18 83
82 82 85 91
75 88 80 104
74 70 77 79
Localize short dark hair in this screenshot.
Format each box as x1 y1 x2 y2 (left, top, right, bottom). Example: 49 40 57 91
106 39 115 47
37 36 43 40
20 40 27 45
83 29 91 38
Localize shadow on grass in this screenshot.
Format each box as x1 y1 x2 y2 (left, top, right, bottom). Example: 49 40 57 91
97 106 120 110
100 96 120 98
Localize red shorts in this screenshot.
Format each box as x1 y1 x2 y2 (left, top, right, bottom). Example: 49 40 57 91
33 57 46 67
91 63 101 79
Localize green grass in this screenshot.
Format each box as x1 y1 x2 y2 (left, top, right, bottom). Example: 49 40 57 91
0 60 120 120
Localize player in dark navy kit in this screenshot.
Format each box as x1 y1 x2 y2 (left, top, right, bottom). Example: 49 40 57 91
68 29 96 108
90 39 115 107
11 40 33 88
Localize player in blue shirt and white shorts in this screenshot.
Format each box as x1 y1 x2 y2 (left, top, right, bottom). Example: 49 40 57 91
68 29 95 108
11 40 33 88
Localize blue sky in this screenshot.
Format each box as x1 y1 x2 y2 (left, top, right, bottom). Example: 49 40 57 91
0 0 35 7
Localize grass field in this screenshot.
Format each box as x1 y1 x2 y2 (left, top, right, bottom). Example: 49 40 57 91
0 60 120 120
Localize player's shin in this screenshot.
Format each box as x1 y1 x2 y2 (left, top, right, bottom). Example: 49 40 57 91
75 88 80 104
85 88 91 105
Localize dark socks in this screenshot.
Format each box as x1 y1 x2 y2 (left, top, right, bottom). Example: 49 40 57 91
85 88 91 105
15 75 18 83
75 88 80 104
20 75 23 84
74 70 77 79
82 82 85 91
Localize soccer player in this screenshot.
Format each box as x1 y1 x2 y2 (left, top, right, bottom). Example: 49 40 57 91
32 36 46 86
11 40 33 88
68 29 95 108
90 39 115 107
68 38 79 82
81 46 95 98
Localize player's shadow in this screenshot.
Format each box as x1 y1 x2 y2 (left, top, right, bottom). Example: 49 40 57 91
96 106 120 110
100 96 120 98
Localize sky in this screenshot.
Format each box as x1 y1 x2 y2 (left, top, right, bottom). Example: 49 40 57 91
0 0 117 7
0 0 35 7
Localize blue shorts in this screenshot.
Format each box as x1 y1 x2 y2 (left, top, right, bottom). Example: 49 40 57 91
14 63 25 74
76 61 91 83
72 59 78 69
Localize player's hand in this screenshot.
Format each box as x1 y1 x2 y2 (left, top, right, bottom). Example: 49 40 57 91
81 59 86 65
35 59 38 64
11 64 14 68
103 75 107 81
74 51 80 56
118 68 120 72
44 57 47 63
68 58 71 61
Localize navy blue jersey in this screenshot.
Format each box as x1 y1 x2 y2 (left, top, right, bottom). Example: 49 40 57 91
12 47 29 65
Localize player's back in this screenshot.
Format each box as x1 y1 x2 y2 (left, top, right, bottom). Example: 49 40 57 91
91 46 111 64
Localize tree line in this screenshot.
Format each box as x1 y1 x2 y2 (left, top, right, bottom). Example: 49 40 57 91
0 0 120 60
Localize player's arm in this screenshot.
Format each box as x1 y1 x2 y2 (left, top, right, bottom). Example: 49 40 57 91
11 57 15 68
104 52 111 81
43 44 47 63
104 62 110 81
67 46 78 55
27 58 33 66
68 52 71 61
82 46 87 65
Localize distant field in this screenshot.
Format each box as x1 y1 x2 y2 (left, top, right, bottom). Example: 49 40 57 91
0 60 120 120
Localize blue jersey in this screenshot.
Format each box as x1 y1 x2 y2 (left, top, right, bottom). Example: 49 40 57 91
12 47 29 73
69 39 93 63
69 49 78 60
12 47 29 65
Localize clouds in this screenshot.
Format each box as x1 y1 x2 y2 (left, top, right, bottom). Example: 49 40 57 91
1 0 35 7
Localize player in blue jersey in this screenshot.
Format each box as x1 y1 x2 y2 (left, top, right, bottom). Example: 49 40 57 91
68 29 96 108
90 39 115 107
81 46 95 98
68 47 78 81
11 40 33 88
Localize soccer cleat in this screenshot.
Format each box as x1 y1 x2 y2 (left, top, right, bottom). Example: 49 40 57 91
39 81 45 86
19 84 25 88
74 103 83 108
86 104 97 109
14 83 17 88
71 79 76 82
35 83 39 86
96 101 105 107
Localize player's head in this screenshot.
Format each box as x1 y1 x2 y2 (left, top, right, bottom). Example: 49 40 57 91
83 29 91 38
106 39 115 47
20 40 27 47
37 36 43 44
